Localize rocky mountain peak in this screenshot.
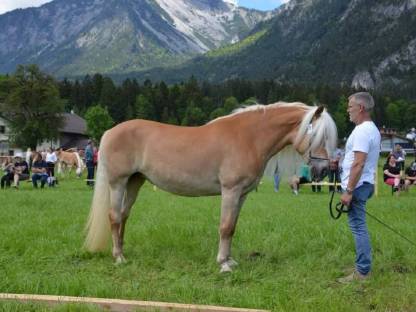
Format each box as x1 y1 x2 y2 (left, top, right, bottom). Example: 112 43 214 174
0 0 272 76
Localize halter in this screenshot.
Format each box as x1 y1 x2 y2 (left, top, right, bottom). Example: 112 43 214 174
304 122 330 163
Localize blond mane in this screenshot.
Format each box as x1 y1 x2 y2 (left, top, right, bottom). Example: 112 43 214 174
209 101 308 124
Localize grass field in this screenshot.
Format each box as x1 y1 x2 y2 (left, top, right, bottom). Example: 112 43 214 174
0 166 415 311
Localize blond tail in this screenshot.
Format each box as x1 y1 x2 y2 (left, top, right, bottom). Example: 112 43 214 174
84 137 111 252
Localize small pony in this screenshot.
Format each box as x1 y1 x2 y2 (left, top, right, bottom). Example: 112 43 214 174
84 102 337 272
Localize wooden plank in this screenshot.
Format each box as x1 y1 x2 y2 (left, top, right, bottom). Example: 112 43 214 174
0 293 270 312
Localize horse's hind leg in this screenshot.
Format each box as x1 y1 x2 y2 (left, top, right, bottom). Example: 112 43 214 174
217 190 247 273
119 173 145 249
109 178 129 264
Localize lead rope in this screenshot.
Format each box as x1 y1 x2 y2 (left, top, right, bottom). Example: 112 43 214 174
328 181 416 247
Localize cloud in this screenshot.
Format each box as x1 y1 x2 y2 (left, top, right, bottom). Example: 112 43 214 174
0 0 53 15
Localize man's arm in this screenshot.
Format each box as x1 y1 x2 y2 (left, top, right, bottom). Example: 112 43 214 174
341 151 367 206
32 165 45 174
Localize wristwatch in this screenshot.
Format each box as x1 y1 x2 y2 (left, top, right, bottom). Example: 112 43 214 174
346 187 353 195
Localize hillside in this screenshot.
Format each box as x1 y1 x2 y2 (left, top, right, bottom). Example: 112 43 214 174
129 0 416 93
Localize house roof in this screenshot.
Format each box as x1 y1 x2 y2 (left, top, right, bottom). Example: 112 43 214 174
1 111 86 135
61 112 87 135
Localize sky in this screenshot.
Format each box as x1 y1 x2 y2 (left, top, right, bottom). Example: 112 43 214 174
0 0 288 15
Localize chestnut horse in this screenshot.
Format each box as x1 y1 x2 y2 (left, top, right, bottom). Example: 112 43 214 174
56 149 83 177
84 102 337 272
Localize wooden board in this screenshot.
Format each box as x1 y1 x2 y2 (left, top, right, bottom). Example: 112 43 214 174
0 293 270 312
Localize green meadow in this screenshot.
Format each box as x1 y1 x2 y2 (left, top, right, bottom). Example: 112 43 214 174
0 167 415 311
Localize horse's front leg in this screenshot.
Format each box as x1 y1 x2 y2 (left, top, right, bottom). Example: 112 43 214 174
217 190 247 273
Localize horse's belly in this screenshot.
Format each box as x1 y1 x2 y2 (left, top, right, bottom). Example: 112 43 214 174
145 173 221 196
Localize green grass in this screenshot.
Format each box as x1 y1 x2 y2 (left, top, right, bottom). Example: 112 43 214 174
0 167 415 311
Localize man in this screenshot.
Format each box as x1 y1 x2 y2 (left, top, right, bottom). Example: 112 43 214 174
337 92 380 283
85 140 94 186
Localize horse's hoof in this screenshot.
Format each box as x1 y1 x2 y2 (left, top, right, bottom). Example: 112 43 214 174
220 262 232 273
227 258 238 267
114 255 126 265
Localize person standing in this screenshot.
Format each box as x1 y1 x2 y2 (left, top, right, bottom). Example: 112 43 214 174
337 92 381 283
273 160 280 192
45 148 58 186
328 146 343 193
85 140 94 186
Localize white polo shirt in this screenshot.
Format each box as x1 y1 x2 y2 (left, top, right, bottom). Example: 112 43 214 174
341 121 381 189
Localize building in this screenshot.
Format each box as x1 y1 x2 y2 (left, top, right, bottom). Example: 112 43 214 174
380 133 415 155
0 112 89 156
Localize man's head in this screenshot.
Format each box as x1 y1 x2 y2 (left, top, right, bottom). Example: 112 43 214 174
347 92 374 124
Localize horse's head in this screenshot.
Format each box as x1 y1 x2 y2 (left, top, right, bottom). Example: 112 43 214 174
293 105 337 179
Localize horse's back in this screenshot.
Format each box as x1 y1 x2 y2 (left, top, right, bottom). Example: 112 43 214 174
101 120 227 192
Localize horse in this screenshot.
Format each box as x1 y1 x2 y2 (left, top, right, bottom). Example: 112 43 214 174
84 102 338 272
56 149 83 177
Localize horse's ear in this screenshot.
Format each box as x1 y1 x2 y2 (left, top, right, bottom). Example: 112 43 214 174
313 105 325 119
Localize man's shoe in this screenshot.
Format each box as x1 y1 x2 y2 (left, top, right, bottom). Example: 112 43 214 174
337 270 370 284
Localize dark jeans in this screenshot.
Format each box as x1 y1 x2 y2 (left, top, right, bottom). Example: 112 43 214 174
86 160 95 186
32 173 48 188
328 169 342 192
312 182 321 192
47 162 55 177
1 173 13 189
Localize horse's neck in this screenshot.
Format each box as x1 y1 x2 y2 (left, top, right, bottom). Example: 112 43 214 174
238 107 303 159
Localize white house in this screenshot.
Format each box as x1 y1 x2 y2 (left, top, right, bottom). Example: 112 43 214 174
0 115 24 156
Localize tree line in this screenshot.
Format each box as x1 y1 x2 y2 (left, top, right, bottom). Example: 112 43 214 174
1 65 415 148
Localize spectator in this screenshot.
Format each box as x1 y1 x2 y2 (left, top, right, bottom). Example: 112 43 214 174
45 147 58 186
31 152 48 188
93 146 99 169
85 140 95 186
391 144 406 170
328 146 343 192
383 155 402 195
12 153 30 189
1 157 14 189
404 161 416 191
290 163 311 195
310 159 328 193
405 127 416 141
273 160 280 192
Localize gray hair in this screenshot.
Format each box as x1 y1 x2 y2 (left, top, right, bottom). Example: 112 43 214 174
349 92 375 112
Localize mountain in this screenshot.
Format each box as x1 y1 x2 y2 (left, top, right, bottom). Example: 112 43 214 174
130 0 416 92
0 0 272 76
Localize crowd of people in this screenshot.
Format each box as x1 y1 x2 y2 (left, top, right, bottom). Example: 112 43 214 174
383 144 416 195
1 140 97 190
286 146 344 195
279 141 416 196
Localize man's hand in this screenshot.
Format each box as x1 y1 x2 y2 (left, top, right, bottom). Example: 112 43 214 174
340 192 353 206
